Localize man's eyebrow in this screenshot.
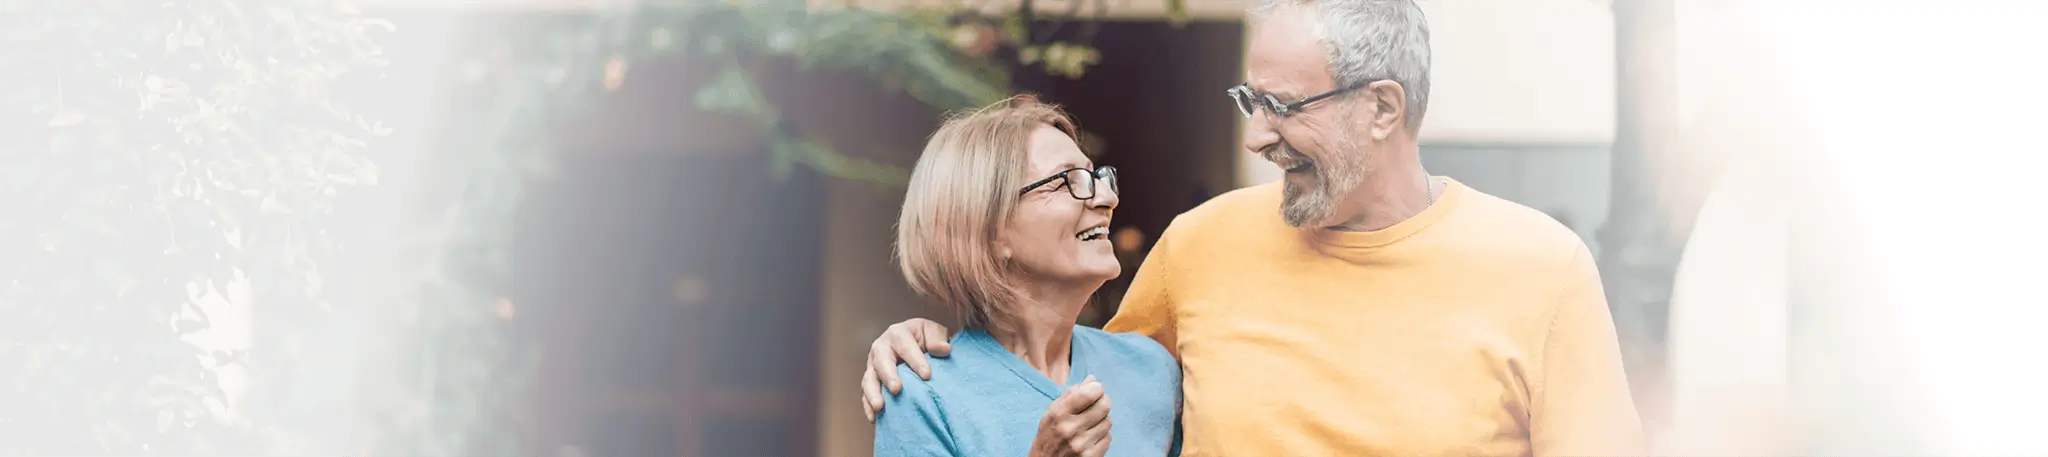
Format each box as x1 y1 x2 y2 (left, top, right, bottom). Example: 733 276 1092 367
1250 84 1301 101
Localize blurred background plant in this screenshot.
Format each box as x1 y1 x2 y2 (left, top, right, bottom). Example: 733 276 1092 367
584 0 1185 187
0 0 1184 454
0 0 387 453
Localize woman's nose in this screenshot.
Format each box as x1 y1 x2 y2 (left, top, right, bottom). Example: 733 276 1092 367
1089 178 1119 210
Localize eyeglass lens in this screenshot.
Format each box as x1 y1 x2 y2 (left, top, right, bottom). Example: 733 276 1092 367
1063 167 1117 200
1230 88 1259 118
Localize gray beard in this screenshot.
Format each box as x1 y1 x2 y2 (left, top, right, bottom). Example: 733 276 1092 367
1272 142 1367 228
1280 171 1332 227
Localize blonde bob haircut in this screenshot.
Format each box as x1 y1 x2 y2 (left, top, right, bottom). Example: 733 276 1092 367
896 95 1082 333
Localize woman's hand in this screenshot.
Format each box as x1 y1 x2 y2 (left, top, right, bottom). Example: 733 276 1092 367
862 318 954 422
1030 376 1112 457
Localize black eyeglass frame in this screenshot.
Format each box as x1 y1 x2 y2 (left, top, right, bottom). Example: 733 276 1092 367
1226 81 1374 119
1017 166 1118 200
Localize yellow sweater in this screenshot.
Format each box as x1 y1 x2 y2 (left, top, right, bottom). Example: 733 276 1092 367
1105 178 1643 457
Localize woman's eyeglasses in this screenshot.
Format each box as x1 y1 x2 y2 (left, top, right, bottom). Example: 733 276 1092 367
1018 166 1118 200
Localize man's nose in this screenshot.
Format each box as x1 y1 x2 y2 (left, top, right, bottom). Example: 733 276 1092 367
1242 112 1280 155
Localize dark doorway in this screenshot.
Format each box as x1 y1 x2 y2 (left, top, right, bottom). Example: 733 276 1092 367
513 154 824 457
1019 21 1245 323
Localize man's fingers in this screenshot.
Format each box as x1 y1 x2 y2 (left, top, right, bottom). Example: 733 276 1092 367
868 340 903 394
915 319 954 357
893 339 933 381
861 365 885 421
883 325 934 380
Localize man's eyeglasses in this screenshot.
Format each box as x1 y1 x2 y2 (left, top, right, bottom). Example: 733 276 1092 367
1226 82 1369 119
1019 166 1118 200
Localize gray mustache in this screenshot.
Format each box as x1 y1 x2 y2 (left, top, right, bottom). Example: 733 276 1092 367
1262 144 1312 169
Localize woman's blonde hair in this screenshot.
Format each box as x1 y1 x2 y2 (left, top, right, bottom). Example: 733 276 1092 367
895 95 1081 333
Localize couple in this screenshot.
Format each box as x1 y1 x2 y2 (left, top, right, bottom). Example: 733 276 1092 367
871 1 1643 456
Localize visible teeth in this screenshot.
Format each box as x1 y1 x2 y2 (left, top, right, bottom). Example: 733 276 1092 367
1076 226 1109 241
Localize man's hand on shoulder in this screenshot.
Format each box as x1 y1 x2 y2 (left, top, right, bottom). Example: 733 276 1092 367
862 318 954 422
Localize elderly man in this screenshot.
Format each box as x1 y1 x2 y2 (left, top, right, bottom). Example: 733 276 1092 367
860 0 1644 455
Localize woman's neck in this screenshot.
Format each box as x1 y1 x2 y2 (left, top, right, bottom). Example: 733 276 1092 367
986 280 1095 384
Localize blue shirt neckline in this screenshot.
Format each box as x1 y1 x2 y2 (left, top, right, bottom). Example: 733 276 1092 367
957 327 1093 400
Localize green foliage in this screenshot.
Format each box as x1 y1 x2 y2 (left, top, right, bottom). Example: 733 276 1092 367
0 0 387 454
362 2 1155 453
358 14 612 457
1166 0 1192 26
598 0 1126 187
369 1 1164 454
350 4 1069 453
0 0 1177 454
624 1 1012 187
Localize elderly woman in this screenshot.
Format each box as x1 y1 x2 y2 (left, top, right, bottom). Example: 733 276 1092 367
874 96 1180 457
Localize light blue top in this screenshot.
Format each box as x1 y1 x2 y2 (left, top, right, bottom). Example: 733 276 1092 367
874 326 1182 457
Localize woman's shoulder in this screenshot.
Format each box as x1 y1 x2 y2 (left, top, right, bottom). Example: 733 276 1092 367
885 333 1000 401
875 363 965 455
885 363 946 408
1075 326 1176 369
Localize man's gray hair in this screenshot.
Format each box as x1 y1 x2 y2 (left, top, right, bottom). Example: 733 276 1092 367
1252 0 1433 131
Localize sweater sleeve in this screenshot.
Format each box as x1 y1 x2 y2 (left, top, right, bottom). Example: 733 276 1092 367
874 365 961 457
1103 223 1180 359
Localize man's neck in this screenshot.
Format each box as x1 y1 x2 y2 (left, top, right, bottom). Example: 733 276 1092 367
1327 158 1436 233
987 281 1093 384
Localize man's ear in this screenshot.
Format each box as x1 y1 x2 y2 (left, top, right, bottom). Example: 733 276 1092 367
1365 80 1409 140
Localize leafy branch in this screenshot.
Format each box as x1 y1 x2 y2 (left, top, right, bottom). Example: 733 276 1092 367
578 0 1159 187
0 0 388 454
